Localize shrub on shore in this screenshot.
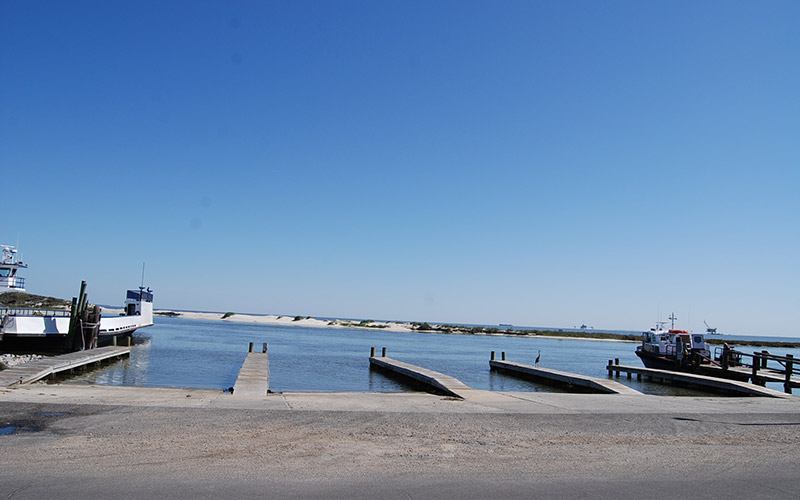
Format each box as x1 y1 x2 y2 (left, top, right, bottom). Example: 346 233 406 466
222 312 235 319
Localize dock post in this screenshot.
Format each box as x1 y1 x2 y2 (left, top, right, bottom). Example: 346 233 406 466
381 347 387 357
761 351 769 369
262 343 268 353
249 342 254 353
614 359 620 378
491 351 495 361
127 336 131 347
112 336 117 347
785 354 794 394
370 347 376 357
501 352 506 361
752 353 760 384
721 344 730 370
607 360 613 378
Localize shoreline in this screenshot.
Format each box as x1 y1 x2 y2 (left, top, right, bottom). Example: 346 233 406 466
133 308 638 343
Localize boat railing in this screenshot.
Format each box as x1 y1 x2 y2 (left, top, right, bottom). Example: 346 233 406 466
726 348 800 375
1 307 71 318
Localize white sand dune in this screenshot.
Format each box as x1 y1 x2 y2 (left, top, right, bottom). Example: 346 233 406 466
147 309 416 332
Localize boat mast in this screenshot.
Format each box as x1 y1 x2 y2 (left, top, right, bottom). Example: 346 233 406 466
669 312 677 330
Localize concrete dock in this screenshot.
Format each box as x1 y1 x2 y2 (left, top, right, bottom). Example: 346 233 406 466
369 352 472 398
232 342 269 397
0 345 131 387
491 358 642 395
606 362 793 398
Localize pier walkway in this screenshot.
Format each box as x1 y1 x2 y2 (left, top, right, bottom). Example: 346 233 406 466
369 351 471 399
0 345 131 387
491 358 641 395
232 343 269 397
606 362 793 398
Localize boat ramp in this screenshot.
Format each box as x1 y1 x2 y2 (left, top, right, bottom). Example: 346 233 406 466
369 348 641 398
606 359 793 398
231 342 270 397
0 344 131 387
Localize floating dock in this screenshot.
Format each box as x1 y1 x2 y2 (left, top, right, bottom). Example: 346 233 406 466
606 361 794 398
232 342 269 397
0 345 131 388
490 357 641 395
369 348 471 399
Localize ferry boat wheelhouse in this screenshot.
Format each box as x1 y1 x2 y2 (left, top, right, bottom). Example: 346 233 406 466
0 245 27 293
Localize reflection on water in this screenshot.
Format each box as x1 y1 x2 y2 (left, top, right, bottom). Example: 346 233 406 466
64 317 797 396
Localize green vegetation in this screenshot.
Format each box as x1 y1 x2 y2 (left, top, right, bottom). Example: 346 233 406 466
409 322 800 347
0 291 71 309
706 338 800 348
408 322 640 341
533 330 640 341
221 312 235 319
293 315 304 321
336 319 389 329
155 311 181 317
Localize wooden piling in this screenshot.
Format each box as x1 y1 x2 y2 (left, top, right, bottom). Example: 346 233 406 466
490 351 495 361
785 354 794 394
370 347 376 357
382 347 387 357
752 352 760 382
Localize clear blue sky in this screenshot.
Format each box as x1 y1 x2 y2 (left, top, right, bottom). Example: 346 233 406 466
2 1 798 336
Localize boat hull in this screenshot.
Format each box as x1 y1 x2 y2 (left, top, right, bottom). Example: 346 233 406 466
635 349 704 371
1 295 153 353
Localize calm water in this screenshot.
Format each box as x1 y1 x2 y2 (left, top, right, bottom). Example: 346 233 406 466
65 317 800 395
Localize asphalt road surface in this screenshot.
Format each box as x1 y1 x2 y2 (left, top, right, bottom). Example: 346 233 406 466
2 394 799 499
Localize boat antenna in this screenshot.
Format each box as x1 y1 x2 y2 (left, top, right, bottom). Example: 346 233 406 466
141 262 146 289
669 312 677 329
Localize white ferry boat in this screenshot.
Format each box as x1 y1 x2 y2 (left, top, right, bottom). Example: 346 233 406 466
0 245 153 349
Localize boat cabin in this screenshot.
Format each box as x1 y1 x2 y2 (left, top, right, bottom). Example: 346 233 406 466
0 245 27 293
640 327 710 360
124 287 154 316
